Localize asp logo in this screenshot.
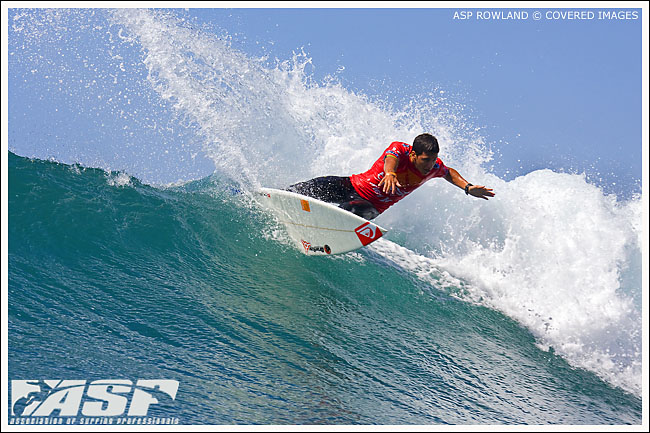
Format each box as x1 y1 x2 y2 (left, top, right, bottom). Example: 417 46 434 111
11 380 179 417
354 222 383 246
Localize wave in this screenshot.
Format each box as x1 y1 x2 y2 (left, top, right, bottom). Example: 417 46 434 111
8 8 644 400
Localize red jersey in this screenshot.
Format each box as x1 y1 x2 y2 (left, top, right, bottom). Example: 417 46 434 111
350 141 449 214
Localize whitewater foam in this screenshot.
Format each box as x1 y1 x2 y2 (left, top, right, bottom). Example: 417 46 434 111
373 170 642 396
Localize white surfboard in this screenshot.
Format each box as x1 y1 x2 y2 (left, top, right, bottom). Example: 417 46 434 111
257 187 387 255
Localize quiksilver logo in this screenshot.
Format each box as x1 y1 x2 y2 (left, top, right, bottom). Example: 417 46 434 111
356 224 376 238
354 222 383 246
11 380 179 418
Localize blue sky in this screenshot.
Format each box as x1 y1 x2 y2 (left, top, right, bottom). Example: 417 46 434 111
3 4 646 196
184 6 644 194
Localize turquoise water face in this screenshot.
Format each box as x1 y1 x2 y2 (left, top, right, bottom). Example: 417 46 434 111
8 153 641 425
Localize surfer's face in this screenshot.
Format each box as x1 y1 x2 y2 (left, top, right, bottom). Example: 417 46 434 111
410 151 438 175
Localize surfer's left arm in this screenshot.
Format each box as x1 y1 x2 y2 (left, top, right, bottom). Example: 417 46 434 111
444 167 495 200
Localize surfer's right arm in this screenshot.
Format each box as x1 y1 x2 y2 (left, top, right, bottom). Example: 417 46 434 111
378 154 402 194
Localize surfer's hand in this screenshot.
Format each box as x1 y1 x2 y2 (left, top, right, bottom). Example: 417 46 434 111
468 185 495 200
379 173 401 195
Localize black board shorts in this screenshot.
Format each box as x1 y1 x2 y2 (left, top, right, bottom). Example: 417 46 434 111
286 176 380 220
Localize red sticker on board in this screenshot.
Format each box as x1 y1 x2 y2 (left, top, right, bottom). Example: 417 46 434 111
354 222 383 246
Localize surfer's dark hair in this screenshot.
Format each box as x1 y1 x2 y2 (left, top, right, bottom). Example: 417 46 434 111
412 134 440 155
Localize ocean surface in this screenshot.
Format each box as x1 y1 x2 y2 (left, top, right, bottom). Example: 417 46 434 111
6 8 644 426
7 151 643 425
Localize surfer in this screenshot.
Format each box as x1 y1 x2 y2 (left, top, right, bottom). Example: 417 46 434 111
287 133 495 220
